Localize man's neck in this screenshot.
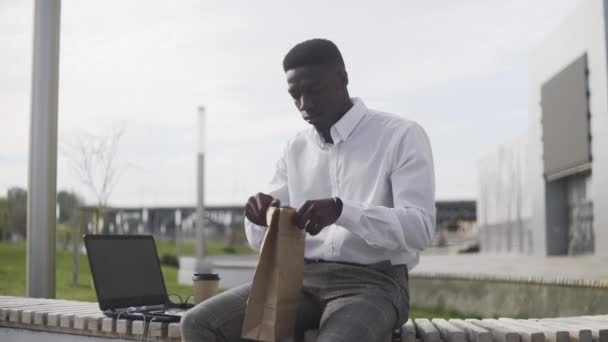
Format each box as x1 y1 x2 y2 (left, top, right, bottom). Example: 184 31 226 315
318 98 354 144
318 129 333 144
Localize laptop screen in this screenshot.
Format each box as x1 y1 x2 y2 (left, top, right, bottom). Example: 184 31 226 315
85 235 169 310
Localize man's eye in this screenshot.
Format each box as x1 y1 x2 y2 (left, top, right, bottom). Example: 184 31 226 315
309 88 322 95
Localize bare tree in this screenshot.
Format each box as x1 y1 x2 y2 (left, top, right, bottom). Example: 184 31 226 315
61 124 127 234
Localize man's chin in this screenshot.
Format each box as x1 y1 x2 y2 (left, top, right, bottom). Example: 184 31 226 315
307 121 326 130
312 125 329 133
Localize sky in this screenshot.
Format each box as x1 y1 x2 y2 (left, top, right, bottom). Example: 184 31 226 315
0 0 581 206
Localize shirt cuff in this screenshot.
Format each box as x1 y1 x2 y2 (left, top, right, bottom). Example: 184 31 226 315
335 199 363 230
245 217 267 230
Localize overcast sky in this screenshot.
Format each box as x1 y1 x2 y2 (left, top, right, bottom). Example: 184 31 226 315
1 0 580 206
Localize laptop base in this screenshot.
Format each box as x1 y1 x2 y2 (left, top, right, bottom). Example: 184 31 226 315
104 308 186 323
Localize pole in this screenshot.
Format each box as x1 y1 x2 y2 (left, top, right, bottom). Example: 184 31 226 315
26 0 61 298
196 107 210 271
196 107 206 258
175 209 181 258
71 207 79 288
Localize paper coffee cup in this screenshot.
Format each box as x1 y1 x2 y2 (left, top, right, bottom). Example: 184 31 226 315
192 273 220 304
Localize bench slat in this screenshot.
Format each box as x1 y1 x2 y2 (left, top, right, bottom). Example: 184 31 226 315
150 321 169 338
168 322 181 339
101 317 115 333
449 319 492 342
553 317 608 342
8 302 64 323
534 320 592 342
47 306 99 327
132 319 146 336
431 318 466 342
82 314 107 331
0 300 55 321
24 302 93 325
580 315 608 324
415 318 441 342
116 318 133 336
59 309 102 329
401 319 416 342
503 318 569 342
466 319 521 342
494 318 545 342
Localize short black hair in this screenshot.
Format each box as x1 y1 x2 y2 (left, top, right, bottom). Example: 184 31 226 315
283 38 345 72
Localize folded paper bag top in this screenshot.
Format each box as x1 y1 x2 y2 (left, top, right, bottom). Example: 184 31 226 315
241 206 306 341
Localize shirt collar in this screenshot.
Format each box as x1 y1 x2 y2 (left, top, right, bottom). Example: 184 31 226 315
330 97 367 144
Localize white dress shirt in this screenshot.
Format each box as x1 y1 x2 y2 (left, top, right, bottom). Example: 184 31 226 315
244 98 435 270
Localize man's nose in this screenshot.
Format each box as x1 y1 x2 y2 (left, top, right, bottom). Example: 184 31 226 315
298 95 314 112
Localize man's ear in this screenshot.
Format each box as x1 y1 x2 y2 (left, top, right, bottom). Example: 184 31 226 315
339 68 349 87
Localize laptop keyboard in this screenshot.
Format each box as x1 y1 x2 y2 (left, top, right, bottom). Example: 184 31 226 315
148 309 185 316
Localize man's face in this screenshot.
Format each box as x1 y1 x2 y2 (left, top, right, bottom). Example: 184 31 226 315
286 65 345 132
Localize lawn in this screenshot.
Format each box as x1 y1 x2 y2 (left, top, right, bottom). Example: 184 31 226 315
0 240 251 302
154 239 256 257
0 241 469 319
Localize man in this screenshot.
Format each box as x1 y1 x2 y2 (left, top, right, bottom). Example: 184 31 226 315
181 38 435 342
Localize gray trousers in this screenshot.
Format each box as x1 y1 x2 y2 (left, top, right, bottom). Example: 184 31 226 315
180 260 409 342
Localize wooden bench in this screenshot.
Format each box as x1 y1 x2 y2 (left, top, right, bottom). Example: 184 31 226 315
0 296 181 341
1 296 608 341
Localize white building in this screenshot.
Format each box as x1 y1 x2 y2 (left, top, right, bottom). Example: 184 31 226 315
478 135 533 254
479 0 608 256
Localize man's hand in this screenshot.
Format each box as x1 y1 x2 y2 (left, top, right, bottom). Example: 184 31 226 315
294 198 340 236
245 193 281 227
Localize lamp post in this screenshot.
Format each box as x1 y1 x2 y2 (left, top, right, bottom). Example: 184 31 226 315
26 0 61 298
142 208 148 233
196 106 210 272
175 209 182 257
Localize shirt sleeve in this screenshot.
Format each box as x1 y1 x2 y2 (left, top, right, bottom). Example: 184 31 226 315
335 122 436 252
244 144 291 251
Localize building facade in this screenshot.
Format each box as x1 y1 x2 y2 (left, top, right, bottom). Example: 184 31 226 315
479 0 608 256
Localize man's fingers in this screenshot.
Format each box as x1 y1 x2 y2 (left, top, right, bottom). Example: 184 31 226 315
304 214 319 232
270 198 281 207
245 200 263 225
245 198 255 215
295 201 312 229
297 202 317 230
255 193 266 214
302 203 316 223
295 200 311 217
308 226 322 236
249 197 261 215
245 205 255 221
306 215 324 235
249 195 272 225
246 193 286 226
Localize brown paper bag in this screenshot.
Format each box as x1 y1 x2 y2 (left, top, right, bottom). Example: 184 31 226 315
242 206 306 341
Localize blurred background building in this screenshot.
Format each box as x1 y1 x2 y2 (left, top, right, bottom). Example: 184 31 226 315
478 0 608 256
74 200 477 250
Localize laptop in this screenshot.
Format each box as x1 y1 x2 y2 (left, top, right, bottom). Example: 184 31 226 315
84 234 193 323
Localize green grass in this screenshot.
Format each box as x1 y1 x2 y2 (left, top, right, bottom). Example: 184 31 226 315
0 242 27 298
409 305 473 319
0 241 469 318
154 239 255 258
0 240 253 302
